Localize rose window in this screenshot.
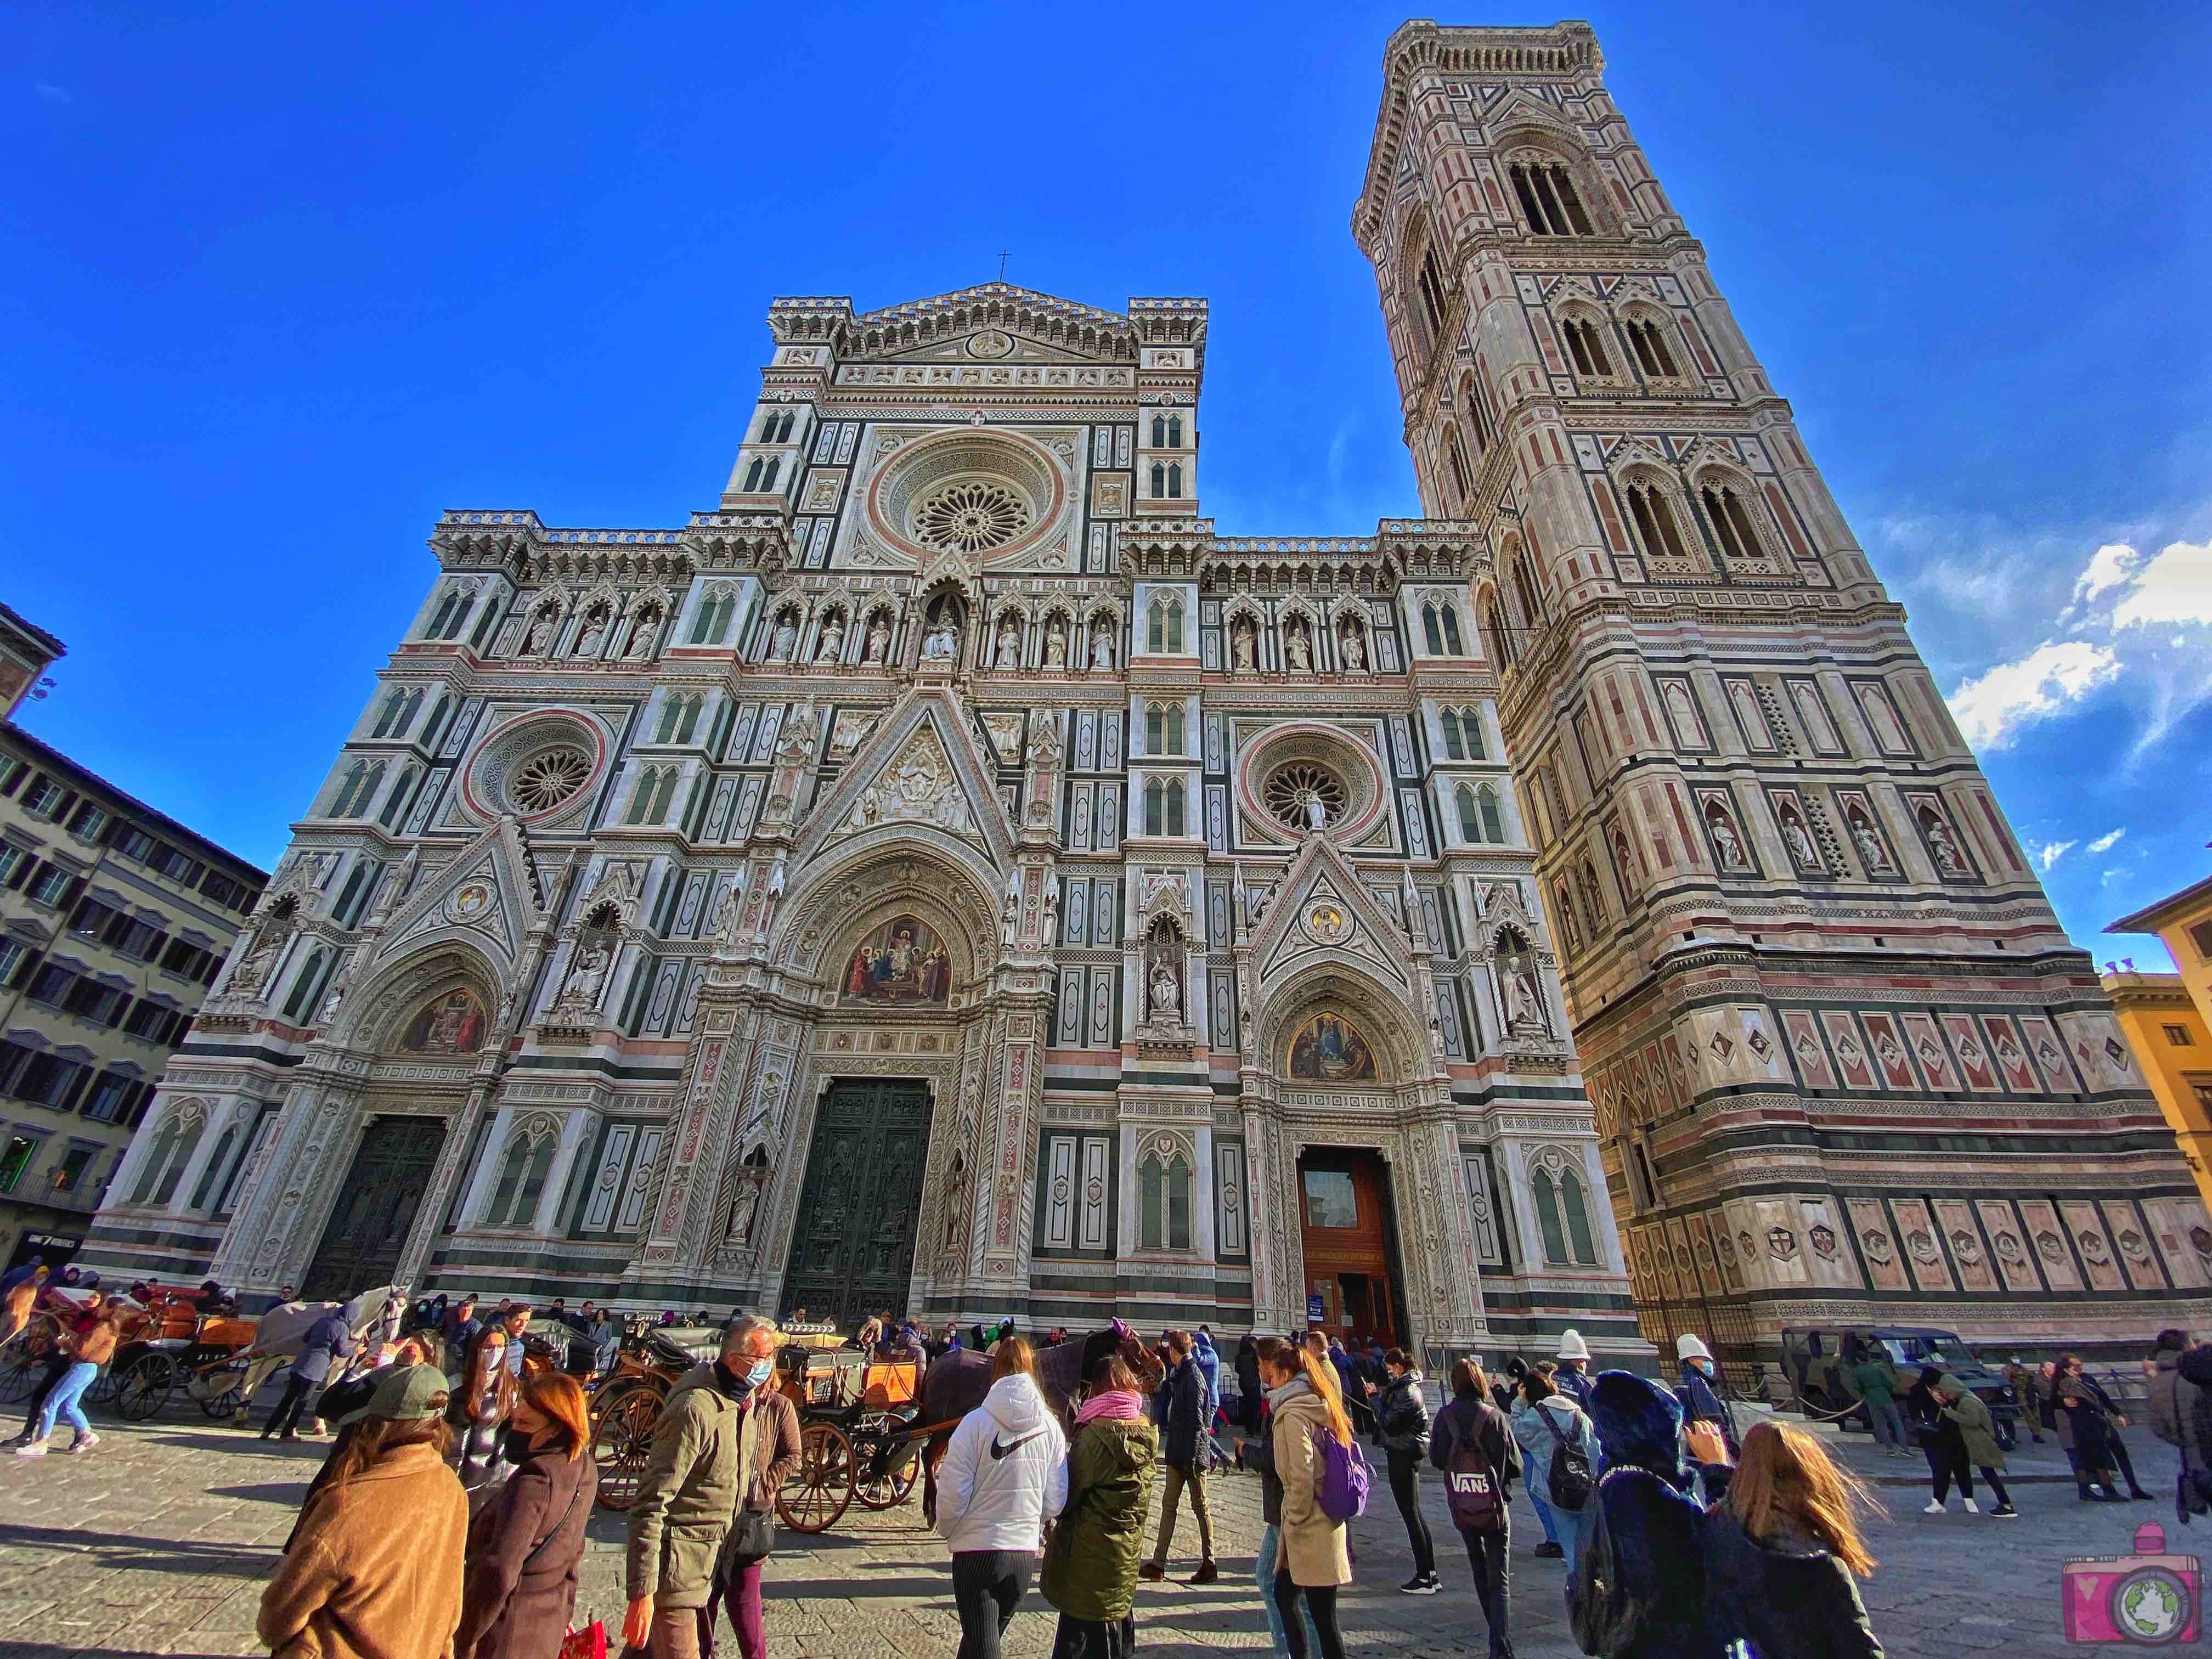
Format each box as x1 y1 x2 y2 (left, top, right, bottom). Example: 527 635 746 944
511 747 592 814
914 480 1032 553
1263 763 1348 832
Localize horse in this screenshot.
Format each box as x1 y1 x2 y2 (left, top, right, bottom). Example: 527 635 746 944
915 1319 1165 1526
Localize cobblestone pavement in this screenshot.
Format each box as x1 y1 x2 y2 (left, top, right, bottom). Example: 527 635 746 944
0 1399 2197 1656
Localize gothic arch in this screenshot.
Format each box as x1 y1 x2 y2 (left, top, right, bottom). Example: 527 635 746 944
1251 958 1429 1093
328 943 503 1056
767 842 1001 994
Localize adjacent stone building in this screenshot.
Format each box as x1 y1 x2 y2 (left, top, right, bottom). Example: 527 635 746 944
1355 19 2208 1357
1 707 266 1272
2101 967 2212 1217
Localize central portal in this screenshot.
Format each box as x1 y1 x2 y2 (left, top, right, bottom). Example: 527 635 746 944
780 1079 933 1327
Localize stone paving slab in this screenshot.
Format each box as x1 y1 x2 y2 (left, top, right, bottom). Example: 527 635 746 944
0 1402 2200 1656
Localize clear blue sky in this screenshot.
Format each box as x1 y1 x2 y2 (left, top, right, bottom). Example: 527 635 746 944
6 3 2207 961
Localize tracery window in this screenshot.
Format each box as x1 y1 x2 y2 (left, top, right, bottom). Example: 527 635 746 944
485 1130 557 1229
377 766 417 830
1624 316 1681 379
1422 604 1444 657
1530 1161 1600 1266
1561 316 1613 377
281 950 326 1022
1138 1151 1193 1250
1456 782 1505 845
1625 479 1694 565
1509 160 1594 236
329 759 386 820
1146 596 1185 655
1144 703 1186 757
1443 427 1472 511
129 1111 204 1207
1700 482 1767 565
1166 462 1182 499
1143 778 1187 838
690 588 736 645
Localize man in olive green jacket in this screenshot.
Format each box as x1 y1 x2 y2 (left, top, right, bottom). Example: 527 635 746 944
625 1316 780 1658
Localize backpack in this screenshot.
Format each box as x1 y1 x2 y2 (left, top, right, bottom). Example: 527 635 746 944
1311 1424 1371 1523
1567 1472 1646 1657
1541 1402 1596 1513
1442 1404 1505 1533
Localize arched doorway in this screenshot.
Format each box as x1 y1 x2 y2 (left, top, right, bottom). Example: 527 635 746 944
778 1079 934 1325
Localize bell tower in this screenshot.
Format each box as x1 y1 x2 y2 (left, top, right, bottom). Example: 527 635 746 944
1354 20 2210 1361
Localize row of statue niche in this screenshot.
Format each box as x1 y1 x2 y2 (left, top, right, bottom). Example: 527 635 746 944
992 613 1114 672
764 610 1118 673
766 611 892 666
516 602 661 661
1228 613 1367 675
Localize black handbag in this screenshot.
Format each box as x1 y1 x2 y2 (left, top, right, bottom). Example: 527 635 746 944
1567 1472 1648 1657
720 1506 774 1575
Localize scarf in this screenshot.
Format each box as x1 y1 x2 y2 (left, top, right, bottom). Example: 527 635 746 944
1076 1387 1144 1425
1266 1375 1312 1410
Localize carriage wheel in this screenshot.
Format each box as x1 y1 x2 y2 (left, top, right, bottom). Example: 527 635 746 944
0 1345 42 1404
198 1384 247 1421
590 1388 663 1513
114 1352 177 1421
776 1421 854 1533
855 1447 918 1511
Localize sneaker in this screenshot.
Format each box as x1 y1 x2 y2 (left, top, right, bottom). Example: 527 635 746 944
1532 1541 1565 1559
1400 1575 1442 1595
279 1432 301 1444
1991 1504 2018 1517
1923 1499 1946 1514
1137 1562 1165 1582
1187 1561 1219 1586
1962 1499 1979 1514
12 1443 45 1458
67 1433 97 1456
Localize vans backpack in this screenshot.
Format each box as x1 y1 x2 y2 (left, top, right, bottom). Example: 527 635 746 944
1311 1425 1371 1523
1441 1404 1505 1532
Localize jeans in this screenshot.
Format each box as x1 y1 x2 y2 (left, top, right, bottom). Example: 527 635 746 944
1273 1569 1345 1659
1526 1479 1562 1547
262 1371 319 1438
1551 1502 1597 1575
1151 1461 1215 1565
1257 1524 1322 1658
701 1559 764 1659
1460 1524 1512 1658
1385 1451 1436 1577
1866 1401 1907 1447
950 1550 1032 1659
32 1361 97 1442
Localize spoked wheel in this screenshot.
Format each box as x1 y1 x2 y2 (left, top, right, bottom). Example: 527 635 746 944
855 1446 918 1511
113 1352 178 1421
777 1421 855 1533
590 1387 663 1513
197 1384 247 1421
0 1335 49 1404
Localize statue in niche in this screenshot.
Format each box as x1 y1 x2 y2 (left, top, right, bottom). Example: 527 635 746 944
1340 622 1367 672
994 618 1021 669
922 616 958 662
1849 807 1891 871
517 608 555 657
625 611 658 658
1506 952 1547 1033
1284 620 1312 673
862 615 890 664
1707 806 1749 870
1043 618 1068 669
814 613 845 664
1922 810 1967 875
1302 789 1329 832
1148 951 1182 1022
1780 809 1819 868
573 607 609 658
1090 629 1114 670
1231 618 1257 672
562 939 612 1008
727 1173 761 1244
769 613 798 662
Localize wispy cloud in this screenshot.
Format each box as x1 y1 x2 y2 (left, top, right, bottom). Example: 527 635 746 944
2087 827 2126 855
34 81 70 104
1947 639 2120 750
2073 543 2140 604
2030 838 2076 871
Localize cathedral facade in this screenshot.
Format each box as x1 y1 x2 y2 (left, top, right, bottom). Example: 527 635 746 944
82 19 2203 1367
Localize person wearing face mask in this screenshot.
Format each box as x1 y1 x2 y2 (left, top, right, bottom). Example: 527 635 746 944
625 1316 801 1659
1674 1334 1740 1471
457 1369 599 1658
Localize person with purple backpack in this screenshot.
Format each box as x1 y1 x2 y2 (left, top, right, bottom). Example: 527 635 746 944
1430 1358 1522 1659
1257 1337 1354 1659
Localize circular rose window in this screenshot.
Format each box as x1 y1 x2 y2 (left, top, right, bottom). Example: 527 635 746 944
511 747 591 814
915 479 1031 554
1263 763 1348 833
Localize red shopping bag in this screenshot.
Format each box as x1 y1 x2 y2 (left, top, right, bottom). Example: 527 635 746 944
562 1623 609 1659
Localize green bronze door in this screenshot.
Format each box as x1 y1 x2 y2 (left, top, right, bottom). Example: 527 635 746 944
301 1115 447 1301
780 1080 932 1328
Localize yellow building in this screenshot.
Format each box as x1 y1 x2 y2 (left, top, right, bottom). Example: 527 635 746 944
2100 967 2212 1214
2112 874 2212 1044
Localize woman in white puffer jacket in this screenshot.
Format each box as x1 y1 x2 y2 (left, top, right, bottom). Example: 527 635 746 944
937 1336 1070 1659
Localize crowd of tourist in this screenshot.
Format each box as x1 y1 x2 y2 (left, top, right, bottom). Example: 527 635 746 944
10 1266 2212 1659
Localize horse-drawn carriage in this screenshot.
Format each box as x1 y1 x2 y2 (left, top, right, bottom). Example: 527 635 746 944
0 1286 259 1420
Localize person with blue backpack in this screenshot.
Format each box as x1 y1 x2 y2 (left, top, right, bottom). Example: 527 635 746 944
1257 1336 1359 1659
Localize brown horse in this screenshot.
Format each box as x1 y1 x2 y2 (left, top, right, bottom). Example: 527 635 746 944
916 1320 1165 1526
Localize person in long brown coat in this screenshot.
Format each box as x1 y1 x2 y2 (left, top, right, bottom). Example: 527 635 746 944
458 1369 600 1659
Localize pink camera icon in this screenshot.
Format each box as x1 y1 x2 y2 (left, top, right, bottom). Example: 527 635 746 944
2063 1522 2200 1644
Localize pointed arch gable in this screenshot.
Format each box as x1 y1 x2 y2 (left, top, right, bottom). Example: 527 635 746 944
791 684 1016 873
330 940 503 1056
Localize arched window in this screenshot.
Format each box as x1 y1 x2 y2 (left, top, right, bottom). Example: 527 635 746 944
329 760 369 818
626 768 663 826
1164 780 1186 838
675 696 701 745
421 696 452 751
1164 705 1184 754
1625 317 1680 379
129 1117 184 1205
776 409 795 443
1148 596 1184 654
1531 1167 1570 1264
742 458 766 492
438 591 475 641
1150 462 1166 498
650 770 681 825
1700 482 1767 564
1481 597 1513 667
1560 1167 1599 1265
425 591 459 640
1146 704 1185 756
1139 1152 1193 1250
1512 546 1545 626
378 766 416 830
1422 603 1444 657
757 409 778 442
1476 783 1503 843
1625 480 1693 565
469 600 499 651
1166 463 1182 499
1144 779 1164 837
1461 707 1489 760
655 698 682 745
356 762 387 820
761 457 780 490
1509 160 1593 236
690 589 733 645
1440 607 1464 654
1151 414 1166 447
1462 373 1494 456
1441 709 1465 760
486 1131 557 1229
1443 427 1472 510
1167 415 1182 448
188 1124 237 1212
1561 316 1612 377
371 691 406 738
281 950 326 1022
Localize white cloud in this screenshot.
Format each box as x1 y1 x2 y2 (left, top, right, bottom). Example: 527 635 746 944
2030 839 2076 871
2087 828 2126 854
34 81 69 104
2112 538 2212 630
1947 640 2121 750
2074 543 2141 603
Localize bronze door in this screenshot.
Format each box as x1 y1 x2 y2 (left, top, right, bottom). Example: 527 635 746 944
301 1115 447 1301
780 1080 932 1328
